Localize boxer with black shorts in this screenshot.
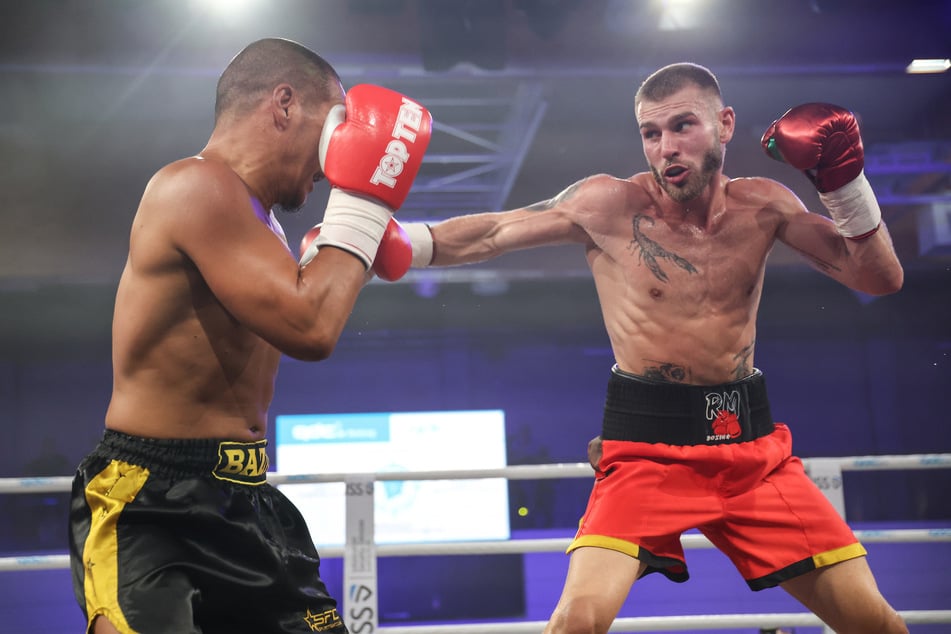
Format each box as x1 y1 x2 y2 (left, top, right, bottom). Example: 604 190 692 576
71 431 345 633
401 63 907 633
68 38 431 634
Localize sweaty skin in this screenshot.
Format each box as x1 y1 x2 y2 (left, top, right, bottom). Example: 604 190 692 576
104 80 370 442
427 84 902 386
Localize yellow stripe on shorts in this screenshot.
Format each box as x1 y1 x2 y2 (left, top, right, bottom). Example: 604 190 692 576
82 460 150 634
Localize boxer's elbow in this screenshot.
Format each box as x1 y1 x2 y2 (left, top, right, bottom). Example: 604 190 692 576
288 344 334 361
880 271 904 295
277 318 341 362
860 266 903 296
876 261 904 295
294 327 340 361
285 338 336 362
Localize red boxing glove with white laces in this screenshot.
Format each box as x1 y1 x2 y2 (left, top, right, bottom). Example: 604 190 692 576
761 103 881 240
314 84 432 268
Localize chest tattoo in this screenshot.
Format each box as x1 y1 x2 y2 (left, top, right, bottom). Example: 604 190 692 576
628 215 697 283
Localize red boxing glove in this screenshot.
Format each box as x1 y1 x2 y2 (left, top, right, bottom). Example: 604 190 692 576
760 103 863 193
312 85 432 269
762 103 881 239
372 219 412 282
321 84 433 210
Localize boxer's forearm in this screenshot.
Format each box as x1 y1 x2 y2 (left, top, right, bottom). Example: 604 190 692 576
404 212 514 267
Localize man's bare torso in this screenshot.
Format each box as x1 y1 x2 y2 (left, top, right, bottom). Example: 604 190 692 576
105 161 281 441
579 172 780 385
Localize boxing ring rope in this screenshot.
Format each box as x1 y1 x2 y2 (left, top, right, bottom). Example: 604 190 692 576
375 611 951 633
3 528 951 572
4 452 951 495
2 453 950 632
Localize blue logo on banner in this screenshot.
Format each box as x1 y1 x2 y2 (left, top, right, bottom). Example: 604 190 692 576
276 413 391 445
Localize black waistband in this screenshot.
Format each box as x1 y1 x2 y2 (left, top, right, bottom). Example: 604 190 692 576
94 430 270 485
601 366 774 446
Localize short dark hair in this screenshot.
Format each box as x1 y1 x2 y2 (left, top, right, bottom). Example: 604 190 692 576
214 38 341 123
634 62 722 111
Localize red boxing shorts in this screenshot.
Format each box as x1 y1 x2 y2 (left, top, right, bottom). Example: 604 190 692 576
568 366 866 590
69 430 348 634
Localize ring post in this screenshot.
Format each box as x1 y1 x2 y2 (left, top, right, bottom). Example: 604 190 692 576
805 457 847 519
344 473 379 632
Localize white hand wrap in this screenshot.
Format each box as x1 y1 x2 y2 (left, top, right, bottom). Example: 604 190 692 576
818 171 882 239
316 189 392 269
299 236 319 267
402 222 435 267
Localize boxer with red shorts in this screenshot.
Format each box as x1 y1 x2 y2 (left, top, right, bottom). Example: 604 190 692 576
402 62 907 633
570 366 866 590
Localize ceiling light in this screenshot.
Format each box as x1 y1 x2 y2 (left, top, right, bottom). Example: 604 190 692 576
905 59 951 74
657 0 704 31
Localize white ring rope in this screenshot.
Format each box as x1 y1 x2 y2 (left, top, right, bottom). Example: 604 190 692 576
2 528 950 572
2 453 950 494
374 611 951 633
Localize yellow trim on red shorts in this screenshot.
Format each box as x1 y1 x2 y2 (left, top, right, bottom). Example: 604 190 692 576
566 534 642 558
813 542 867 568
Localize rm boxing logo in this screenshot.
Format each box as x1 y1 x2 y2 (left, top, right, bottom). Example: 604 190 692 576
705 389 742 442
369 98 426 190
213 441 269 485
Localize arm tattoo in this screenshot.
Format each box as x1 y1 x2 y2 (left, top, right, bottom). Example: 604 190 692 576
731 340 755 380
642 361 690 383
787 245 842 274
628 215 698 282
523 181 584 212
805 255 842 274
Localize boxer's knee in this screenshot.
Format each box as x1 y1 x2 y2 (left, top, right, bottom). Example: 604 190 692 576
546 597 612 634
876 607 909 634
833 606 907 634
781 559 907 634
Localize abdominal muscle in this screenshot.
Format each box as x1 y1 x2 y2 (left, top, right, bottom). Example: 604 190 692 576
592 256 761 386
607 310 757 385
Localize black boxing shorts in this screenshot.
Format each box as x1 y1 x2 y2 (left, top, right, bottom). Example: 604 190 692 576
69 430 347 634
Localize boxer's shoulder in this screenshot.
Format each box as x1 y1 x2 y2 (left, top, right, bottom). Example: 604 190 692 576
584 171 651 191
150 155 243 192
573 172 654 208
141 156 250 221
726 175 801 210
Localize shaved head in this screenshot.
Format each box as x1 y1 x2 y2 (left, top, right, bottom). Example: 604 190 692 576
634 62 723 113
214 38 341 123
